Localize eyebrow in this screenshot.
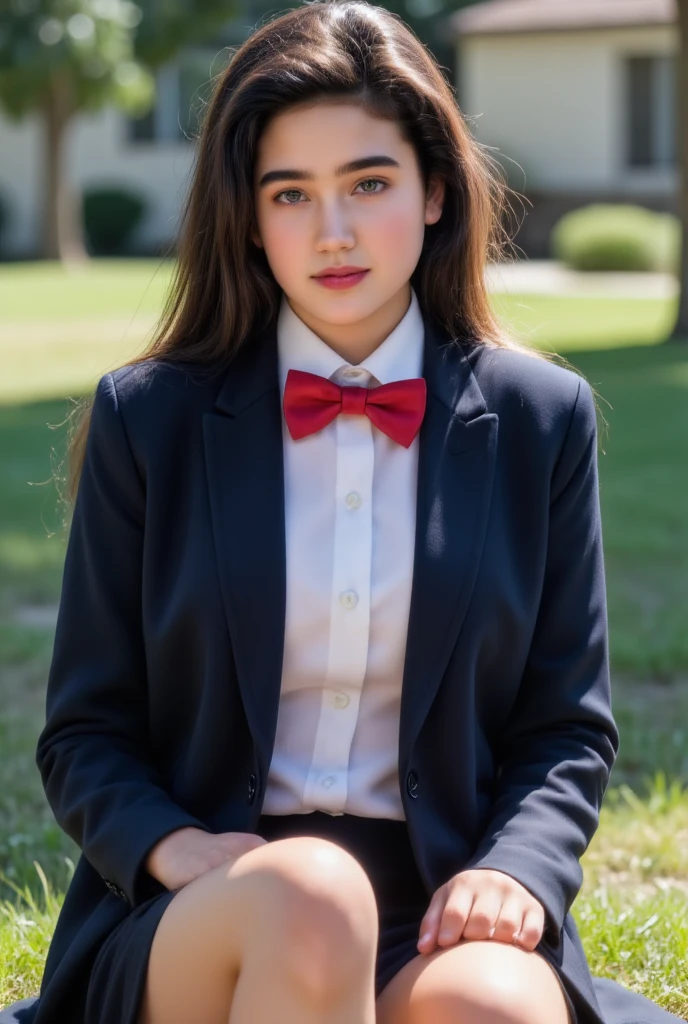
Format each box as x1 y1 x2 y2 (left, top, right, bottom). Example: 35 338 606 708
258 155 401 189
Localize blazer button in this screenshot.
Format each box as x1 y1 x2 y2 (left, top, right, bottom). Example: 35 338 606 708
247 774 257 803
406 770 419 798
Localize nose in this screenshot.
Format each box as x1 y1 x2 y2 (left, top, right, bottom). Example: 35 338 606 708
315 200 355 249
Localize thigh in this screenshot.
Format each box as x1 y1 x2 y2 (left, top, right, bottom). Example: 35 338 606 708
375 938 573 1024
138 834 378 1024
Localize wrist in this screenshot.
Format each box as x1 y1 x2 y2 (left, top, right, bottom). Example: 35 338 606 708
146 826 198 878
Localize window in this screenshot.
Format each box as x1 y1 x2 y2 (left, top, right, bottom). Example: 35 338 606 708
625 54 676 169
126 48 229 144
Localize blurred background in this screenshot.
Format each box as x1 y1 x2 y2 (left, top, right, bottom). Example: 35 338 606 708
0 0 687 1014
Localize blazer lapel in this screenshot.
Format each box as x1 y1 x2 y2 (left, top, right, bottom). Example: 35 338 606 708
203 321 287 775
204 311 498 785
398 317 498 778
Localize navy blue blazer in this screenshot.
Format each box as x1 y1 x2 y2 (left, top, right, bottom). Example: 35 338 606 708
1 311 682 1024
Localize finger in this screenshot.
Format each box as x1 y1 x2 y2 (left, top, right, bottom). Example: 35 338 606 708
514 905 545 951
417 887 449 953
491 895 526 945
461 889 503 942
435 883 475 947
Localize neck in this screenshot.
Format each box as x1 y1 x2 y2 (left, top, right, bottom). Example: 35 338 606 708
285 283 412 364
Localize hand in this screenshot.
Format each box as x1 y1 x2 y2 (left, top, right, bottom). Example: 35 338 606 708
146 827 269 892
417 868 545 955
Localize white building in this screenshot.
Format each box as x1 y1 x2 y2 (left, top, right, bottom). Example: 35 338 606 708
0 0 679 259
446 0 678 255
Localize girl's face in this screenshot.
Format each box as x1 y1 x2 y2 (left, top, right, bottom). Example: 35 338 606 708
252 100 445 358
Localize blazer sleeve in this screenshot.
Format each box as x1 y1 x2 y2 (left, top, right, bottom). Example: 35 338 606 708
462 375 620 948
35 371 212 908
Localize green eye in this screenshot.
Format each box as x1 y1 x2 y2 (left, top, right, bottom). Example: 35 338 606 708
357 178 386 194
273 178 388 204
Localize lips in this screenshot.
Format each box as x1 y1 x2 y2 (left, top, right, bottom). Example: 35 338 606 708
313 267 368 277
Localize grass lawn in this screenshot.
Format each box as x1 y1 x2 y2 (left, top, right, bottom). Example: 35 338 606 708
0 260 687 1016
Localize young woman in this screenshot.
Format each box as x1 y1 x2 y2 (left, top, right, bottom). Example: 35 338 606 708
1 2 682 1023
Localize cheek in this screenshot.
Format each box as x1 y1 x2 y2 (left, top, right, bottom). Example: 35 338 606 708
377 215 419 253
259 216 304 271
370 197 425 253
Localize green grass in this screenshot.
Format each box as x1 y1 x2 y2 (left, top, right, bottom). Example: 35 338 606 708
561 345 688 677
491 291 677 352
575 776 688 1016
0 257 175 320
1 259 687 1016
0 260 174 406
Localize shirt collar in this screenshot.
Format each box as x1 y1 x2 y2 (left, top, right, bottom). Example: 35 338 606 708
277 286 424 397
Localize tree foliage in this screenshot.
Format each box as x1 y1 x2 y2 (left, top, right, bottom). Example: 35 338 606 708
0 0 242 122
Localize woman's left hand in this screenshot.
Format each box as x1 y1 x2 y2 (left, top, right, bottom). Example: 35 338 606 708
417 868 545 954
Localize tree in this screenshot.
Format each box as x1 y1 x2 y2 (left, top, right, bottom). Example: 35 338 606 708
0 0 237 262
667 0 688 343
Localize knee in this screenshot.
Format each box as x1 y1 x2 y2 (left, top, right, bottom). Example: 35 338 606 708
456 968 538 1024
239 835 379 995
418 943 555 1024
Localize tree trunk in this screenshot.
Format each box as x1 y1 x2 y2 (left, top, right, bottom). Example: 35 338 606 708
41 67 88 263
667 0 688 342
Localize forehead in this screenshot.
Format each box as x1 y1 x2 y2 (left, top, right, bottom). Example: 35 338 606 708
256 101 405 158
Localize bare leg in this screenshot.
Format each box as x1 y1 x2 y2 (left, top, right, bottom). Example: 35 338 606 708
137 835 379 1024
375 938 572 1024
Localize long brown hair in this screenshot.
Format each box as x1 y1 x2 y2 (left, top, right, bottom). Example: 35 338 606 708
62 0 583 510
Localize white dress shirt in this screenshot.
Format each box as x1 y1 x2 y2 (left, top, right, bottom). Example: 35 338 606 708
261 286 424 820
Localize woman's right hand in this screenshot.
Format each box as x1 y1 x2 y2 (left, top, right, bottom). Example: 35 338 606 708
145 826 269 891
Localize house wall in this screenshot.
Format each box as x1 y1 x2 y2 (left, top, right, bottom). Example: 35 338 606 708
457 24 677 196
0 112 42 257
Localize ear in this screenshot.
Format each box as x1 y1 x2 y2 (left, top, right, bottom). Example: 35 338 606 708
425 174 445 226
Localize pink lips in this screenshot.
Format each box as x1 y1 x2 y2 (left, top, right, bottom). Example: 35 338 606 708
313 269 370 289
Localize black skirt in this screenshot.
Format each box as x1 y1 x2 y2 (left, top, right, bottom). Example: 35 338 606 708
82 809 578 1023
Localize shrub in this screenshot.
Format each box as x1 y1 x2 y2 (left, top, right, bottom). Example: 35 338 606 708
551 203 680 273
82 186 147 255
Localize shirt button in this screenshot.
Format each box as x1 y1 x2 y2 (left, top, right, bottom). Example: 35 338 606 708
340 590 358 609
333 692 350 709
345 491 362 509
322 776 336 788
343 367 364 378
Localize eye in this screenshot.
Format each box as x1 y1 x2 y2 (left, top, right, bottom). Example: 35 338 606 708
356 177 387 195
272 177 388 205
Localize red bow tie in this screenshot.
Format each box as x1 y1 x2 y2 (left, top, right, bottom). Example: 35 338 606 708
283 369 427 449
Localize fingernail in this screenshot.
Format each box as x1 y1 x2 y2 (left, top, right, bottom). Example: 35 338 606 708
419 932 432 944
